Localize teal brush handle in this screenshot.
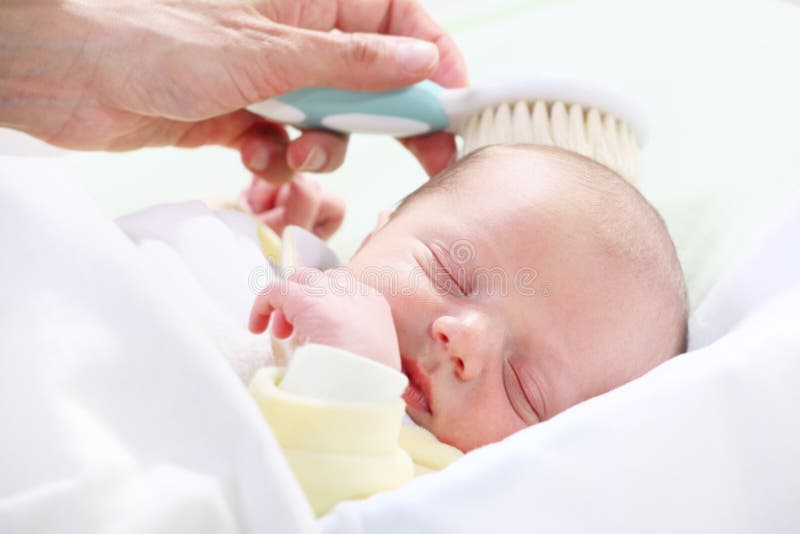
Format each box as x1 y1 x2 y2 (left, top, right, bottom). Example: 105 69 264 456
246 80 450 137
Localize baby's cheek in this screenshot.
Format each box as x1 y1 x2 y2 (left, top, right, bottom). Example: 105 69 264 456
441 385 527 451
384 294 422 340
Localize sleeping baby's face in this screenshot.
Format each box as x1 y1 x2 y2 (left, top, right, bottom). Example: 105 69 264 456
347 145 687 452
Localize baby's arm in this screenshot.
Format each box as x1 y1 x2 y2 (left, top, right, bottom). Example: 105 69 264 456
249 267 400 371
248 271 463 514
248 272 409 516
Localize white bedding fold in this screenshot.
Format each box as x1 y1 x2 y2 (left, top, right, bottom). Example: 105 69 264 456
0 168 316 534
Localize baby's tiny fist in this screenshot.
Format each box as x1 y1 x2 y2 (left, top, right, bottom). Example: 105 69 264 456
249 268 401 371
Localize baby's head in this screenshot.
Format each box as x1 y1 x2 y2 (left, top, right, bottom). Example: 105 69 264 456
347 145 687 451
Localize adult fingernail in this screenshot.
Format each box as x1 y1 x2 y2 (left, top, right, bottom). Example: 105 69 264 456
249 147 270 171
298 146 326 172
397 41 438 75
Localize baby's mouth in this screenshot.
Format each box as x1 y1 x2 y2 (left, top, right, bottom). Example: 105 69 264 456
401 356 432 415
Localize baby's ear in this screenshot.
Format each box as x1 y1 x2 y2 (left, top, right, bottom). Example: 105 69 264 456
354 210 393 254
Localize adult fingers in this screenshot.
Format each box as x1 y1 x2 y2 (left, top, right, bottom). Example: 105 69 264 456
243 128 348 183
261 23 440 92
286 130 349 173
336 0 468 176
400 131 458 177
332 0 469 89
167 109 297 183
238 124 293 182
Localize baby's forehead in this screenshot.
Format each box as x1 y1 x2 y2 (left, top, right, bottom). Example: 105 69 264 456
448 151 590 224
395 145 631 258
434 146 591 206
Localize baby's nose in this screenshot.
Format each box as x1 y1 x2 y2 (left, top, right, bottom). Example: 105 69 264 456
431 311 493 381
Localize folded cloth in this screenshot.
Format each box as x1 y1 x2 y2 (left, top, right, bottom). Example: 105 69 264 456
249 344 462 516
0 164 315 534
116 200 280 382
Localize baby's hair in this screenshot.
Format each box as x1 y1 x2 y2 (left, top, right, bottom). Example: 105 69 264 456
394 149 494 213
395 144 688 364
550 145 689 359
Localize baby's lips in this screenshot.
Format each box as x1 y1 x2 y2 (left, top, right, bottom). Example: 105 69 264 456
400 355 433 415
402 381 430 414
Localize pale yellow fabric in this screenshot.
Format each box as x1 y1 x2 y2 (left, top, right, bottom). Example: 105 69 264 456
250 368 407 455
398 425 463 473
204 196 282 264
256 224 282 266
250 367 413 516
249 360 463 516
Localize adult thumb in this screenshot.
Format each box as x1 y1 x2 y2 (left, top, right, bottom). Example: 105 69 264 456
268 25 441 93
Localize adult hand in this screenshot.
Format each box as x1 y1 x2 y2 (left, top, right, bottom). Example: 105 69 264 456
0 0 468 180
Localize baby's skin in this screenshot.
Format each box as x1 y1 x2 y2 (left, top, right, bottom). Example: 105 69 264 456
250 145 687 452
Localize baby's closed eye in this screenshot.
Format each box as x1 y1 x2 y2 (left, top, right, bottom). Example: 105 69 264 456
503 356 542 426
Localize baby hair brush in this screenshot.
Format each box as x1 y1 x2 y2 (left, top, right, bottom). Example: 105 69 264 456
247 75 646 184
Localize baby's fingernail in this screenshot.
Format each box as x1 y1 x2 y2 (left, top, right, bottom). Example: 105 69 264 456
298 147 326 172
249 147 270 171
397 41 438 75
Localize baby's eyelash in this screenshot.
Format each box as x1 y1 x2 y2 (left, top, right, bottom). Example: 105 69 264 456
503 357 542 425
428 242 469 296
412 246 457 296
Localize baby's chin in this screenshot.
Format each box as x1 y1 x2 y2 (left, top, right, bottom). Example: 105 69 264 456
431 426 484 453
409 413 487 453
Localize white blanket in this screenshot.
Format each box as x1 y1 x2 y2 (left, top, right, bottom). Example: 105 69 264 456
0 169 315 534
1 165 799 533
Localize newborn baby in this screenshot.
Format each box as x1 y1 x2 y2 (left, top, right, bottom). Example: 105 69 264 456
250 144 688 452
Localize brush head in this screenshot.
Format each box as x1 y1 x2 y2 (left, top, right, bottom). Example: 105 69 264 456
444 76 646 184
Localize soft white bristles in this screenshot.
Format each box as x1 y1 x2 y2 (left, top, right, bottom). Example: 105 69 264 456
457 100 640 185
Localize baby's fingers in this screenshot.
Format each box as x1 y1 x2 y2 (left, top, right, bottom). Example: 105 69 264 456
283 175 322 229
255 175 322 235
244 176 281 213
249 295 274 333
313 192 346 241
249 289 278 333
270 310 294 339
248 277 317 334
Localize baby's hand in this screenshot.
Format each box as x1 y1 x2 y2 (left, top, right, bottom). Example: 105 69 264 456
240 174 345 240
249 267 400 371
